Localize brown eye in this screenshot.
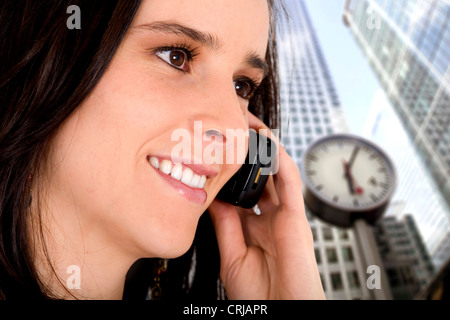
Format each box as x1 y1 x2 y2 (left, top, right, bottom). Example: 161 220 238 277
156 49 189 70
234 78 257 100
168 50 186 67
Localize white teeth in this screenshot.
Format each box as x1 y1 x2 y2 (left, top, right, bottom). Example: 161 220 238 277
149 156 159 169
181 167 193 185
199 175 207 189
149 157 207 189
190 174 201 188
170 163 183 181
159 159 172 175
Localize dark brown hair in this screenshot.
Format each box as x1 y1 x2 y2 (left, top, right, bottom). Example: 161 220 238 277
0 0 280 299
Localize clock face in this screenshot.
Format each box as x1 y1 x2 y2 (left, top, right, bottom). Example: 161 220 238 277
302 134 396 212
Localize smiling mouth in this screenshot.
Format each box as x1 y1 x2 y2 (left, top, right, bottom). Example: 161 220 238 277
148 156 207 189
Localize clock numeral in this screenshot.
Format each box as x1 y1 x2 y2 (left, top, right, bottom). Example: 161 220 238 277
332 195 339 203
379 182 389 190
307 154 318 162
306 170 317 176
378 167 387 173
370 193 379 202
316 185 324 191
369 177 377 187
353 199 359 207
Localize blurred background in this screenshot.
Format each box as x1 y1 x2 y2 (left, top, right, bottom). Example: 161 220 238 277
277 0 450 299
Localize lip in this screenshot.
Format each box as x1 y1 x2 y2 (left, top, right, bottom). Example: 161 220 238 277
147 155 218 205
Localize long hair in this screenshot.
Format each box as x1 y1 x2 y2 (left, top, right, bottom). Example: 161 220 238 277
0 0 280 299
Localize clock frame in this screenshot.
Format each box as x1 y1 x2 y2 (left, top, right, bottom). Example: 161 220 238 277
301 134 397 228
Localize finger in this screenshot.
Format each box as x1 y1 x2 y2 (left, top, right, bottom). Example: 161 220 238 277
248 112 280 146
248 111 281 186
256 175 279 211
272 145 304 210
208 199 247 273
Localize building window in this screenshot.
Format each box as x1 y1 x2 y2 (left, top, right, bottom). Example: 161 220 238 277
338 229 349 240
342 246 354 262
323 227 333 241
311 227 317 241
326 248 338 263
330 272 343 291
315 248 321 264
387 268 400 287
347 271 361 289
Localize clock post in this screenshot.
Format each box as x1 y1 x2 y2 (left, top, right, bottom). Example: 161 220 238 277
301 134 397 300
353 219 392 300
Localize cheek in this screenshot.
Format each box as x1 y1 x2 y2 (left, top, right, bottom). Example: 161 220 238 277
98 58 190 131
49 111 200 257
47 104 123 210
47 81 204 256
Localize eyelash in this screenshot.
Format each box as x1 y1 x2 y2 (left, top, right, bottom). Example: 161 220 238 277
153 44 261 100
153 43 198 72
234 76 261 101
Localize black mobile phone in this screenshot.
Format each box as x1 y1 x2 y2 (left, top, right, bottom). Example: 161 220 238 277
217 130 276 209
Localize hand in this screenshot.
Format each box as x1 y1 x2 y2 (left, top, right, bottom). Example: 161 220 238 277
208 113 325 300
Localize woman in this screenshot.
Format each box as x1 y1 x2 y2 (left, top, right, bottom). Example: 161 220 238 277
0 0 325 299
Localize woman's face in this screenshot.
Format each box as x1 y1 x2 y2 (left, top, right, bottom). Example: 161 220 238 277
46 0 270 258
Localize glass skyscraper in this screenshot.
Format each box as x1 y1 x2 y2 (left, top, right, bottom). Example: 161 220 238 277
278 0 372 300
343 0 450 270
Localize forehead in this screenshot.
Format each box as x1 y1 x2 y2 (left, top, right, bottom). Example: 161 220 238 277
132 0 270 56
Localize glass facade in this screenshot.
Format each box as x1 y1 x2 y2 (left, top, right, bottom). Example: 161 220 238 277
374 215 435 299
278 0 369 300
345 0 450 193
344 0 450 269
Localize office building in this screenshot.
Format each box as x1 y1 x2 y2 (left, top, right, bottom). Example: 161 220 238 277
343 0 450 269
374 214 435 299
278 0 371 300
363 90 450 270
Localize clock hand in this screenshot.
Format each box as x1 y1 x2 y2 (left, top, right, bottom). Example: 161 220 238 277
342 160 355 194
347 145 361 169
342 159 364 195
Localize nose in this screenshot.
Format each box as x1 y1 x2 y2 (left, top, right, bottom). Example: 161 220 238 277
189 78 249 166
204 128 225 142
196 78 248 139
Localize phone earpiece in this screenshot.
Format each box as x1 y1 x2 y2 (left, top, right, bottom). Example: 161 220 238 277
217 131 276 209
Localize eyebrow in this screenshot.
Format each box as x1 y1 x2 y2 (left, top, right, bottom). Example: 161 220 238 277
134 21 269 77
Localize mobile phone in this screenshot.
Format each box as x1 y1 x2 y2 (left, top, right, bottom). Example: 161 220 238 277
217 130 276 209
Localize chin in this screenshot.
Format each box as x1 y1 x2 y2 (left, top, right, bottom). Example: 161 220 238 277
138 216 201 260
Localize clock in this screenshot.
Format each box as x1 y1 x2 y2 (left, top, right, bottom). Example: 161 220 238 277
301 134 397 228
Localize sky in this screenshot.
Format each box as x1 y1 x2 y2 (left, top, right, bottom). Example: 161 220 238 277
303 0 382 136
